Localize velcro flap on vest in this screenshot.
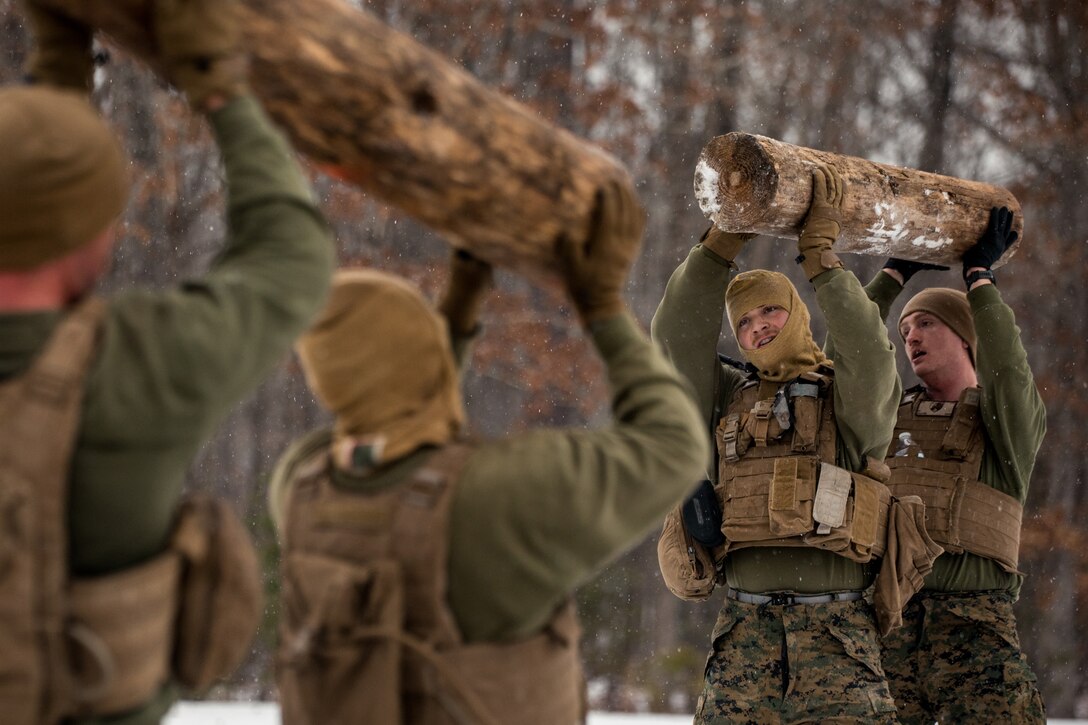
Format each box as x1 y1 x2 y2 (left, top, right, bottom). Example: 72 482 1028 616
850 475 884 551
768 457 816 537
813 464 852 534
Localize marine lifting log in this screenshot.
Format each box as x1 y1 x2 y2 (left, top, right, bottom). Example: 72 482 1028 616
695 133 1023 267
41 0 635 277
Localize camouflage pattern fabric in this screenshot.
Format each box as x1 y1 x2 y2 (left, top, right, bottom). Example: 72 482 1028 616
880 591 1045 725
694 597 898 724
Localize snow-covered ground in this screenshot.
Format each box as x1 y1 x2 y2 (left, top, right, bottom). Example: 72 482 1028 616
163 702 1085 724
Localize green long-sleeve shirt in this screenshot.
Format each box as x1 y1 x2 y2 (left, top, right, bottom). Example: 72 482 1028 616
864 271 1046 594
651 245 901 593
271 310 709 642
0 96 333 724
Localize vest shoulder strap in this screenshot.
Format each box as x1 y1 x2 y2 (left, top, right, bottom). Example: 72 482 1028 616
0 298 106 725
390 443 476 646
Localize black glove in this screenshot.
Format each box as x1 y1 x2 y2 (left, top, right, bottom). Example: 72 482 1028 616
962 206 1018 279
883 257 949 284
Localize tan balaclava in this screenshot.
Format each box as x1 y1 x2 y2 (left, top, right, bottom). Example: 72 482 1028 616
898 288 976 364
296 269 464 466
0 86 130 271
725 270 830 382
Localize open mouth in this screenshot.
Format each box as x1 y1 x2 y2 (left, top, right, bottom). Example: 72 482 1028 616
756 334 776 348
910 349 927 363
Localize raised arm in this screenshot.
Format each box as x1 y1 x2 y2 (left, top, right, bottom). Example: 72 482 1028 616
962 208 1045 498
799 164 901 469
651 230 749 473
447 183 709 641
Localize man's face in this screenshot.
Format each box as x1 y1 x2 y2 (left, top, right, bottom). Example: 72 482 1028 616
736 304 789 351
899 311 971 379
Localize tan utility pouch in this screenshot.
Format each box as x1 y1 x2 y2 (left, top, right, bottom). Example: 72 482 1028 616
768 457 817 537
171 494 264 692
812 463 852 534
67 554 180 716
278 555 404 725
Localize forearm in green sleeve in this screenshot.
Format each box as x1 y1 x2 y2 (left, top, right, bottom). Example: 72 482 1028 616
208 95 334 325
815 268 901 467
448 312 709 640
823 270 902 359
970 284 1046 493
866 270 906 322
651 244 735 429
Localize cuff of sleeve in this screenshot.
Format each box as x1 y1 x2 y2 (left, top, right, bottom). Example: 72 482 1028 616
967 280 1003 309
811 266 846 290
697 243 738 269
207 93 261 131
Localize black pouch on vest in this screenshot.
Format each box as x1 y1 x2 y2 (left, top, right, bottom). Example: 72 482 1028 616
682 480 725 548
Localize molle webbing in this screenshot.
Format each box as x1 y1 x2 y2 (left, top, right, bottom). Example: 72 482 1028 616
0 300 104 725
715 372 890 563
887 387 1022 572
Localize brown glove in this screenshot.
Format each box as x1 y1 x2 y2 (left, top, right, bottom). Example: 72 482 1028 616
438 248 493 336
22 0 94 91
153 0 248 111
558 180 645 325
797 162 846 280
699 225 755 266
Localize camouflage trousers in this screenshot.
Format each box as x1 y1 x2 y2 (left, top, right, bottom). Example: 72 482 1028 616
880 591 1045 725
694 597 898 724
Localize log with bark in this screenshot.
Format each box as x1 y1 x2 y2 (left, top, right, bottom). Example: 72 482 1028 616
695 133 1023 267
41 0 634 277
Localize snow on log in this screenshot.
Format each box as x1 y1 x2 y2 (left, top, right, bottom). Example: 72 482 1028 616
43 0 635 277
695 133 1023 267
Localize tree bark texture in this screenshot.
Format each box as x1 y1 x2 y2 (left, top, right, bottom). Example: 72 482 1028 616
46 0 634 277
695 132 1023 267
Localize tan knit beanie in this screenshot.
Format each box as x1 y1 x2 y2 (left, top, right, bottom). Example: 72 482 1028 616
899 288 976 363
296 269 464 463
725 269 830 382
0 86 130 270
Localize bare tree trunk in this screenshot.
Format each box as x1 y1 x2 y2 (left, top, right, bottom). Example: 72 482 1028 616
44 0 635 278
916 0 960 174
696 132 1023 266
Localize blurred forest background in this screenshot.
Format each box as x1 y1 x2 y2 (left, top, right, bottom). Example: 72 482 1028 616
3 0 1086 716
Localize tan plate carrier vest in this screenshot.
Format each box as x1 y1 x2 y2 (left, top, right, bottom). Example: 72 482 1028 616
714 370 891 563
0 300 263 724
277 442 584 725
885 386 1023 574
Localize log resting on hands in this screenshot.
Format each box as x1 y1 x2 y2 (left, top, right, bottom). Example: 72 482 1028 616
41 0 635 277
695 132 1023 268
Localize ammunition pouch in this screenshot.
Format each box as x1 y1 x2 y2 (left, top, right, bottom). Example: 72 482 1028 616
171 494 265 692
